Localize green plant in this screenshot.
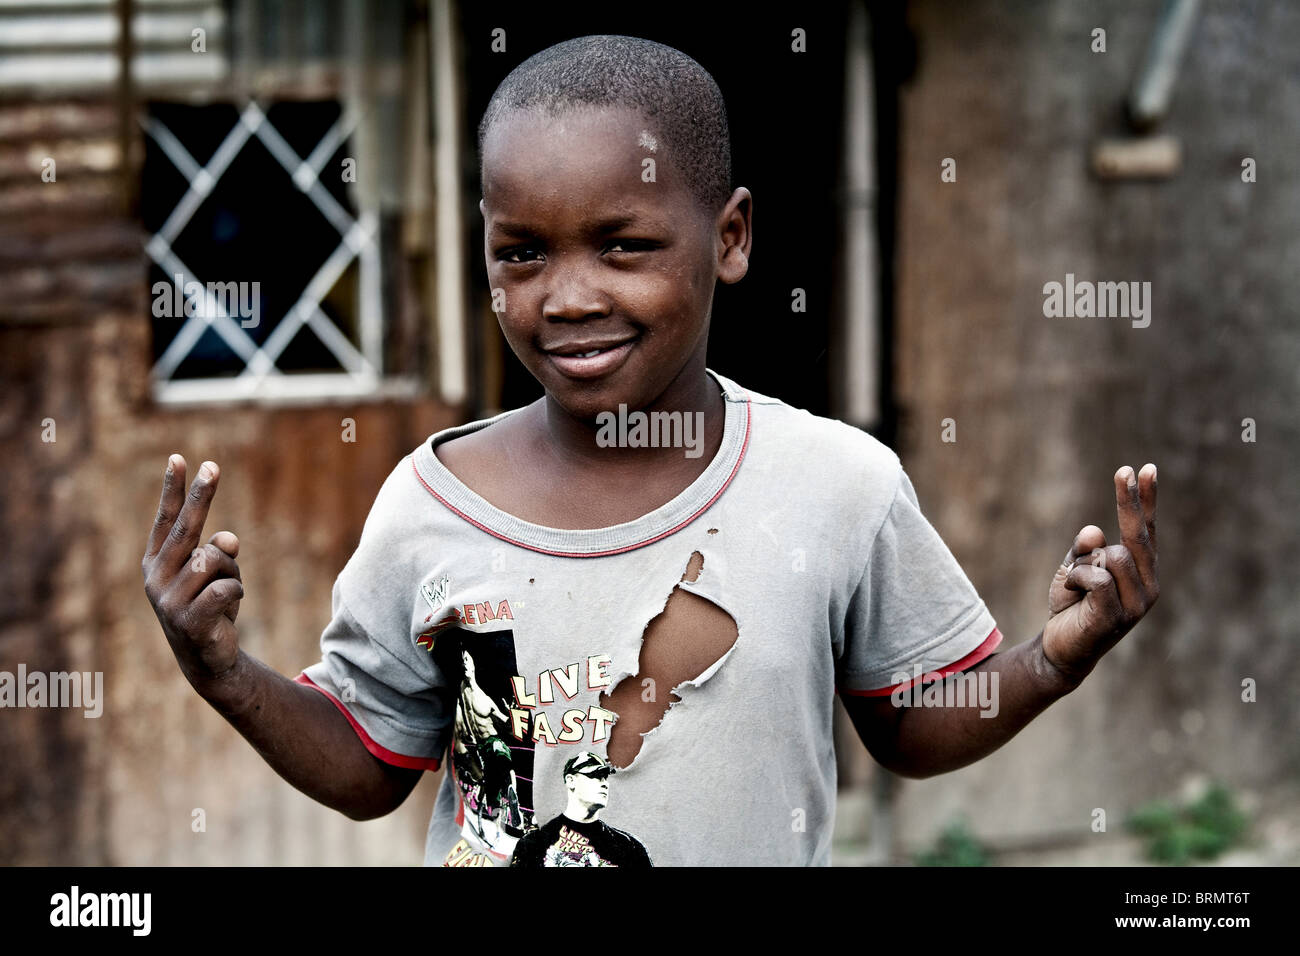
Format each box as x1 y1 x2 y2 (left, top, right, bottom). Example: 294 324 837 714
1126 783 1249 865
914 819 990 867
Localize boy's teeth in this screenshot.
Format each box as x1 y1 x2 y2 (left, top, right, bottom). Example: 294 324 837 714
576 349 602 358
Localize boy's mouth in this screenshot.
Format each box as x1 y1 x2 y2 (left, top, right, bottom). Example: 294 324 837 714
541 335 639 380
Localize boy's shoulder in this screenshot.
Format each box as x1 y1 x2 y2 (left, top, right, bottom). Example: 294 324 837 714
721 373 902 485
714 372 905 538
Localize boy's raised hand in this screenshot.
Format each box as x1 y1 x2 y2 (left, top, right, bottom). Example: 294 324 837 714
1041 464 1159 687
142 455 244 691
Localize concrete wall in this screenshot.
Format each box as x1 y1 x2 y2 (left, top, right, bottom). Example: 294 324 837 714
889 0 1300 850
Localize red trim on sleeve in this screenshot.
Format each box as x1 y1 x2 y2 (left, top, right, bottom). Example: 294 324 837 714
295 673 442 772
838 626 1004 698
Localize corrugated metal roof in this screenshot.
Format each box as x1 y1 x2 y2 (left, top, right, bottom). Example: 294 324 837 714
0 0 228 95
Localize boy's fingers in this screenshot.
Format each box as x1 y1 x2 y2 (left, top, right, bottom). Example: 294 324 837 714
1138 463 1157 553
145 455 187 562
1064 562 1122 623
171 543 241 604
156 461 220 574
1094 544 1148 622
192 576 244 628
1114 466 1157 590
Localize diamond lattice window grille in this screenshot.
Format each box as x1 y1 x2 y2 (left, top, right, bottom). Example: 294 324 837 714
142 99 387 403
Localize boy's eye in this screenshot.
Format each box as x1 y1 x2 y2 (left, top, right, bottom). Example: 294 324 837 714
497 246 542 264
605 239 657 254
495 239 658 263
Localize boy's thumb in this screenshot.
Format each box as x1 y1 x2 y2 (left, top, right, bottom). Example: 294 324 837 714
1049 560 1085 614
209 530 240 557
1049 525 1108 613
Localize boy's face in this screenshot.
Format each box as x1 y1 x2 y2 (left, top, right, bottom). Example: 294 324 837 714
480 105 749 421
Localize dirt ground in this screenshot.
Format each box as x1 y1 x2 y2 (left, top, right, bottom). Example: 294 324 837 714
832 780 1300 867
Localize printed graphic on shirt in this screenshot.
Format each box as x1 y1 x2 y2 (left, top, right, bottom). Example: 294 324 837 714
509 751 652 867
507 655 619 747
415 586 514 649
428 628 536 864
415 579 653 867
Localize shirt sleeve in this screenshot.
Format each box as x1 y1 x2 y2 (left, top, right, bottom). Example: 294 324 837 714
836 467 1002 696
295 457 457 771
297 581 453 771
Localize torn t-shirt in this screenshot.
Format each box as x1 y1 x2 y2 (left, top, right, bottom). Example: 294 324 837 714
297 369 1001 866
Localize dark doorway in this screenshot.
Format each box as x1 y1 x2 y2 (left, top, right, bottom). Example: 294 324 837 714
458 3 850 419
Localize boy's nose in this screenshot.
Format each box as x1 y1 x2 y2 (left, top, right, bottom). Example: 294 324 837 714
542 262 611 321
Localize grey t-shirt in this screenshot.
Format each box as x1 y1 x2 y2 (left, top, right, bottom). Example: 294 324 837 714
298 369 1000 866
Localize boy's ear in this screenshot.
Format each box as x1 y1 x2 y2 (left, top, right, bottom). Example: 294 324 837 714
716 187 752 285
479 198 487 219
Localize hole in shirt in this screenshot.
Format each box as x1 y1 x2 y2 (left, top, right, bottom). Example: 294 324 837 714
600 551 738 769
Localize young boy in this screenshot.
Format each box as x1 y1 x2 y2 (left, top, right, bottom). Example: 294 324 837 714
141 35 1158 867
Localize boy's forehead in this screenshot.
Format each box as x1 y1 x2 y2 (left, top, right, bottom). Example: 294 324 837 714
482 105 697 223
485 103 648 158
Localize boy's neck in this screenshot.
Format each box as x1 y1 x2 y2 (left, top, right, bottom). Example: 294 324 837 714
431 360 729 530
534 363 726 471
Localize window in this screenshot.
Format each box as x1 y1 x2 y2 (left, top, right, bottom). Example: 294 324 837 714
143 98 388 401
127 0 453 405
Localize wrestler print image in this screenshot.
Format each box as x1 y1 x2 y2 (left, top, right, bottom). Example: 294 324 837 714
433 630 536 861
510 752 652 867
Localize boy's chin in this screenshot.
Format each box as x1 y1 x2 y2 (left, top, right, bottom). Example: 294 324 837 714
544 388 633 427
538 370 647 422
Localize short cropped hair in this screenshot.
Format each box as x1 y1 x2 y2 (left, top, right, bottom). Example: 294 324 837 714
478 35 733 217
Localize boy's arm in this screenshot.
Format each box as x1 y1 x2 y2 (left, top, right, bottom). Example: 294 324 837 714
142 456 422 820
845 464 1158 778
844 631 1078 777
194 650 424 819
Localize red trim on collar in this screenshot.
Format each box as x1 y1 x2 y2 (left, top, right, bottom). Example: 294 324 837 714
413 396 752 558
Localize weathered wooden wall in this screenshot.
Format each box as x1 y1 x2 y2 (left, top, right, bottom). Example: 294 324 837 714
888 0 1300 851
0 100 458 864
